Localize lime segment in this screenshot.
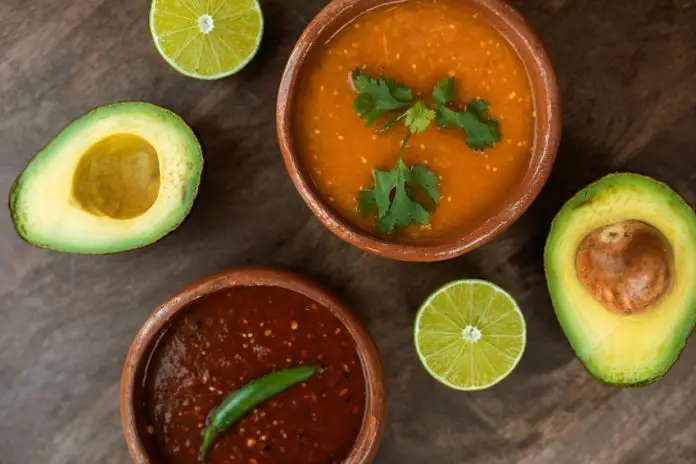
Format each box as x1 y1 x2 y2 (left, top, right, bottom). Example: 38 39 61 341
150 0 263 80
414 280 526 390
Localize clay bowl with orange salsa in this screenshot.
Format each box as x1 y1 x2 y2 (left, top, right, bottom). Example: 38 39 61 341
121 268 385 464
277 0 561 261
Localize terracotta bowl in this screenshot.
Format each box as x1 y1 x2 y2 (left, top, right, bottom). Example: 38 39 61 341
121 267 385 463
277 0 561 262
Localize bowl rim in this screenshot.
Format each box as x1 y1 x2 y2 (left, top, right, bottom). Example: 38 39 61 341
276 0 561 262
120 267 386 463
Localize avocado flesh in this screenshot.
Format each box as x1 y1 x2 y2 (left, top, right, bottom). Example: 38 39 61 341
9 102 203 254
545 173 696 386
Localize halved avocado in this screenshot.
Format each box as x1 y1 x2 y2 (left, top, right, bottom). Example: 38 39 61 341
9 102 203 254
545 173 696 386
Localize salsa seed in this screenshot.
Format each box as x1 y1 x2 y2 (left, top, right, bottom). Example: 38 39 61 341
291 321 299 330
335 328 342 334
286 358 292 363
146 425 154 434
260 435 267 441
264 329 272 336
339 388 349 397
249 459 258 464
247 438 256 448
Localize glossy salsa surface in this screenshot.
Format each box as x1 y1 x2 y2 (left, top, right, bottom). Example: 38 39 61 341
294 0 535 242
138 286 366 463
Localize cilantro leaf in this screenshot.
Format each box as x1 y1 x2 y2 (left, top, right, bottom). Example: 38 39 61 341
467 98 489 115
404 101 435 134
409 165 440 204
435 101 500 150
357 156 440 234
456 111 501 150
352 69 413 127
433 78 455 106
432 78 501 150
435 106 461 127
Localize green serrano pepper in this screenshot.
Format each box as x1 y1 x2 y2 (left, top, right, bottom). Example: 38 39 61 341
199 365 319 463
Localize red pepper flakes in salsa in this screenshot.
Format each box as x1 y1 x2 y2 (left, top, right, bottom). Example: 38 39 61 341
138 286 366 464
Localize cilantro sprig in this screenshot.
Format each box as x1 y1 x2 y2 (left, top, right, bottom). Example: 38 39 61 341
352 70 413 127
351 69 501 234
357 133 440 234
433 78 501 150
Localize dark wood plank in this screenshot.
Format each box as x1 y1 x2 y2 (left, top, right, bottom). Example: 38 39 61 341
2 0 696 463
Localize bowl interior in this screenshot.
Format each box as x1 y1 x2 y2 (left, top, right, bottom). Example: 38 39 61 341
121 268 385 463
277 0 560 261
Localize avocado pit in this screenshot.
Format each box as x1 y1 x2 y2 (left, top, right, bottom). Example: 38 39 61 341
575 220 673 315
72 134 161 219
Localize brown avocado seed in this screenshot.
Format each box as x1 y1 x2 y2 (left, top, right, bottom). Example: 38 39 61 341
575 220 673 315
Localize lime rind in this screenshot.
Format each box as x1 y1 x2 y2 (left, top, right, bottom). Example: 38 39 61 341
414 279 527 391
149 0 264 80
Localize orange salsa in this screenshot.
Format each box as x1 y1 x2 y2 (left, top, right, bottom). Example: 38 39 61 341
294 0 535 241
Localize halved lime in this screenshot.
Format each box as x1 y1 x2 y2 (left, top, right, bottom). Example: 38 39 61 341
150 0 263 80
414 280 526 391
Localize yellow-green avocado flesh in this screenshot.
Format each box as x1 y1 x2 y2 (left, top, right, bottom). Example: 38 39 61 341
9 102 203 254
545 173 696 386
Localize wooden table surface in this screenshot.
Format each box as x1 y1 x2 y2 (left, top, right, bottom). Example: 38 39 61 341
2 0 696 463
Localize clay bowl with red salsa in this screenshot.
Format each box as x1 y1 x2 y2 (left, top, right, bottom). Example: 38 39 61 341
121 268 385 464
277 0 561 262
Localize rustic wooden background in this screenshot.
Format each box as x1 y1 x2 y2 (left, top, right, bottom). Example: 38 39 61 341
2 0 696 463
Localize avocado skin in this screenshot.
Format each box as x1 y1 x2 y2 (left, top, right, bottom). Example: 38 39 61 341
8 102 204 254
544 173 696 387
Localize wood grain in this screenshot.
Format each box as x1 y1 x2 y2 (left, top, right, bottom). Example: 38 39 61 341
2 0 696 463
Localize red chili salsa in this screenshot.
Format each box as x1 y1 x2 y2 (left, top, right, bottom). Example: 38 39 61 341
138 286 367 463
